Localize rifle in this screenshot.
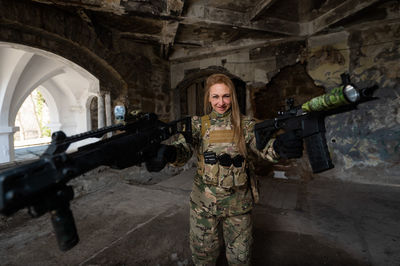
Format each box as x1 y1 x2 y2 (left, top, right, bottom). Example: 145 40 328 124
255 73 378 173
0 112 192 251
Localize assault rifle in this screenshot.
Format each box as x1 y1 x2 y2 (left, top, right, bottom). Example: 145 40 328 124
0 113 191 251
255 73 378 173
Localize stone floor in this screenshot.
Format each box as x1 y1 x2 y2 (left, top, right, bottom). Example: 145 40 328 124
1 163 400 266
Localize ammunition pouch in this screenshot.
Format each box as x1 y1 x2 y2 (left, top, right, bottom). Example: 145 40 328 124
203 152 245 167
200 152 247 188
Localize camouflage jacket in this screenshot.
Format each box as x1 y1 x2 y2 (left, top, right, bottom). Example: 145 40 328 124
172 110 279 217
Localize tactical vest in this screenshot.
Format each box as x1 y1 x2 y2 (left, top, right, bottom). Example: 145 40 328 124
197 114 248 189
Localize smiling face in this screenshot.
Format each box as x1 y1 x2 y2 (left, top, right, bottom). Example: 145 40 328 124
208 83 232 114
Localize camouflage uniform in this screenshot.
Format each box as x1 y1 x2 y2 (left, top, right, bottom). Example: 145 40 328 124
172 110 279 265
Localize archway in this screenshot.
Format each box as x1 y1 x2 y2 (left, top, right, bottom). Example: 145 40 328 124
175 66 247 117
0 42 102 163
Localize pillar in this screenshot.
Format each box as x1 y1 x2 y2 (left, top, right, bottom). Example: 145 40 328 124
97 93 105 129
104 92 112 138
0 126 17 164
105 92 112 127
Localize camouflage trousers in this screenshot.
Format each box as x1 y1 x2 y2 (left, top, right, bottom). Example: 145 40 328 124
190 208 253 265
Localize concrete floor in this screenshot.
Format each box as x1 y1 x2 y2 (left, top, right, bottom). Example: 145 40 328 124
1 165 400 266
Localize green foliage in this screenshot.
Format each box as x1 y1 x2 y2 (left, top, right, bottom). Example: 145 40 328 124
35 90 51 137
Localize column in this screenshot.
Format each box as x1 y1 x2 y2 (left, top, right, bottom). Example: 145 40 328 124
105 92 112 127
97 93 105 129
0 127 17 164
104 92 112 138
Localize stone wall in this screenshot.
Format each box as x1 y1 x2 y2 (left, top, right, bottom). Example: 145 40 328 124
0 0 172 121
307 23 400 184
0 0 398 184
171 9 400 185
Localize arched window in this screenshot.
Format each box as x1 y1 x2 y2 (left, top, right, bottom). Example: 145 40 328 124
89 96 99 130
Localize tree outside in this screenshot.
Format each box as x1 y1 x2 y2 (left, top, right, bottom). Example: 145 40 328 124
14 89 51 146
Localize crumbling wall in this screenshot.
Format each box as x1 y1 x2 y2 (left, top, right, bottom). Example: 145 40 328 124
0 0 172 121
2 0 398 184
307 23 400 184
171 22 400 185
170 40 306 118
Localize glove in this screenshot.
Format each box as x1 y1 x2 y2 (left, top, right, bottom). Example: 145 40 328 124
273 131 303 159
145 144 177 172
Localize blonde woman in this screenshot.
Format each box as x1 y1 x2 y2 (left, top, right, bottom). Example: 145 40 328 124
146 73 303 265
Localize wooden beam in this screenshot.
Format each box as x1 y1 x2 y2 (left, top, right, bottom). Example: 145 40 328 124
31 0 126 15
161 21 180 45
167 0 186 16
181 5 299 36
119 32 161 44
248 0 277 21
169 36 305 63
311 0 382 35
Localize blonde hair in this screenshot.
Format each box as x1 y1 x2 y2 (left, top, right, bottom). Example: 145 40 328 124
203 74 247 157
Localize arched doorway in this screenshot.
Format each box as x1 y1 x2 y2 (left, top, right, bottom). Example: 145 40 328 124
176 66 247 117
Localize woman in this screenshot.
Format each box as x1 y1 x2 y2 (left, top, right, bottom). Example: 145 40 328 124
146 73 303 265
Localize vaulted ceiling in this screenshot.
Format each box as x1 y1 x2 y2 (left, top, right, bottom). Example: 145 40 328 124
19 0 391 59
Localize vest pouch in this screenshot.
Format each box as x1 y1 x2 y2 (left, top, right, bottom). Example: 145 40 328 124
232 164 248 187
218 164 234 188
202 163 248 188
202 162 219 186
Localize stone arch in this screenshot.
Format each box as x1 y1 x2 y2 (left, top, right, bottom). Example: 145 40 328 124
86 95 100 131
0 42 101 163
37 85 61 133
0 0 128 101
174 66 247 117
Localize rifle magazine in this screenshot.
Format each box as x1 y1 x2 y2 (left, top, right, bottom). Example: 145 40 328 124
304 132 334 173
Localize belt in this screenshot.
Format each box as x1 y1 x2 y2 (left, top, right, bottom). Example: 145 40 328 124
204 151 245 167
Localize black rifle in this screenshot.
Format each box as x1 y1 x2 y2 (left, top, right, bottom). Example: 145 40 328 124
255 73 378 173
0 113 191 251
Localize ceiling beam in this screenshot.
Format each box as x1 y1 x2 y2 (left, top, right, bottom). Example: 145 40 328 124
161 21 180 45
248 0 277 21
161 1 186 49
311 0 382 35
169 36 305 63
181 5 299 36
32 0 185 18
119 32 161 44
31 0 126 15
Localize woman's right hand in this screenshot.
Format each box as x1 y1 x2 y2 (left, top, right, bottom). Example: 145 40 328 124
273 131 303 159
145 144 177 172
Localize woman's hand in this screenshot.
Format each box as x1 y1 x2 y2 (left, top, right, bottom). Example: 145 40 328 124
145 144 177 172
273 131 303 159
